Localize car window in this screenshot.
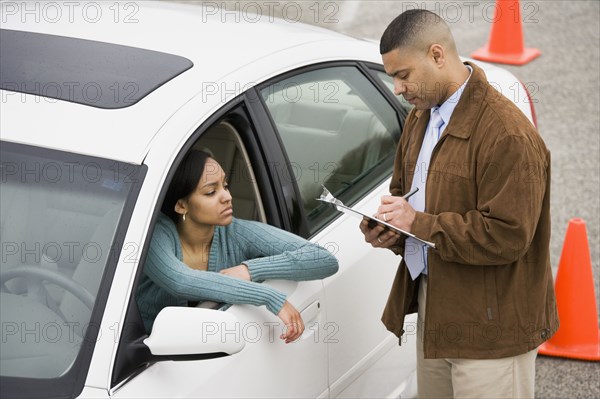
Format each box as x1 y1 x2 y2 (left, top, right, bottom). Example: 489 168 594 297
0 142 143 386
260 66 401 235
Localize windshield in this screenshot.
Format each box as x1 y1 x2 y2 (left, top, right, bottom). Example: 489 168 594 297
1 142 144 396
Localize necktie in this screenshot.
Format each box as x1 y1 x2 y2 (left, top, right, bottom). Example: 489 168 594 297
404 107 444 280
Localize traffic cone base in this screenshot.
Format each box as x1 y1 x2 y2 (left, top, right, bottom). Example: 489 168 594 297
538 218 600 362
471 46 541 66
539 338 600 361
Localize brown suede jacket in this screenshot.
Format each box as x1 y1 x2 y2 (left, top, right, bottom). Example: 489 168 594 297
382 62 559 359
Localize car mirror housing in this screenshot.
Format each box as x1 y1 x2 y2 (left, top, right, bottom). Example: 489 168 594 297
143 307 245 357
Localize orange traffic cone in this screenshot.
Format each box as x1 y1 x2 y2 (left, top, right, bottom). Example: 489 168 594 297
538 218 600 361
471 0 541 65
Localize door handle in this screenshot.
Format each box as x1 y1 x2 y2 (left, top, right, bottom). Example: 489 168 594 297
300 300 321 324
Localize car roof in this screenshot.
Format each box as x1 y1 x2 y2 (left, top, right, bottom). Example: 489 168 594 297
0 1 379 164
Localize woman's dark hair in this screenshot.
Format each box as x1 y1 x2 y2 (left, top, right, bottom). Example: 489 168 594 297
161 149 214 224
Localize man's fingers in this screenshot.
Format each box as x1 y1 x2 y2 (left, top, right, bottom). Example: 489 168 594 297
359 218 371 234
379 230 398 241
380 195 398 204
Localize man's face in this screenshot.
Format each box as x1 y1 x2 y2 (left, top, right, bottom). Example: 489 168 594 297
382 46 443 110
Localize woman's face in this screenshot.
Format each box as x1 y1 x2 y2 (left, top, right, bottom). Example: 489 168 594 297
176 157 233 226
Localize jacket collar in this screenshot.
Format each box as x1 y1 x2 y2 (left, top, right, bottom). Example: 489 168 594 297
412 62 489 140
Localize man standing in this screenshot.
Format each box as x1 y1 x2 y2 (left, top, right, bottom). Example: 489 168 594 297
360 10 558 398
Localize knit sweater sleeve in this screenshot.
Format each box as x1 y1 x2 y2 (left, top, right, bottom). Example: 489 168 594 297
144 218 287 315
231 220 339 282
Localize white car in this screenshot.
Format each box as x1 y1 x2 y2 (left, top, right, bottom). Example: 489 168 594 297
0 2 536 398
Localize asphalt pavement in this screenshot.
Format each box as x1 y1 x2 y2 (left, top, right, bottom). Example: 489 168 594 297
178 1 600 397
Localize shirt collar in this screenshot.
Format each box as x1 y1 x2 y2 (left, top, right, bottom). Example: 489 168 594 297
436 65 473 127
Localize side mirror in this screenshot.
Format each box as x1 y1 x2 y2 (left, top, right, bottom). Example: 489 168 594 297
143 307 245 356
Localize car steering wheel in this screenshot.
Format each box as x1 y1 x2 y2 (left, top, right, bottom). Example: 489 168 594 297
0 266 95 311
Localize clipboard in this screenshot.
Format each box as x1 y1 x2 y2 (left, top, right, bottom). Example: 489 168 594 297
316 185 436 248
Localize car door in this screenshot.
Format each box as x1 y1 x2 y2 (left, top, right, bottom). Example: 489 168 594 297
109 101 330 398
259 63 418 398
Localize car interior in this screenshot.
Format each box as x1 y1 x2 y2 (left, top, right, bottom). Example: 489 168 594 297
261 67 401 228
191 121 266 223
268 97 395 211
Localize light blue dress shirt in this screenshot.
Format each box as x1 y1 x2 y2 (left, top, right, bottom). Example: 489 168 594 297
404 66 473 279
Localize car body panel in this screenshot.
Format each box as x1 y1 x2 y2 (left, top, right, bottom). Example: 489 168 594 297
111 280 329 398
314 181 418 397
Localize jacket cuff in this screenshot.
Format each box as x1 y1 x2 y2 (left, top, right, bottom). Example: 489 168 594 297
389 236 406 255
411 212 435 244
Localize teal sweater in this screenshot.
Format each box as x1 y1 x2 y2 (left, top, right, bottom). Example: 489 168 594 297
137 214 339 332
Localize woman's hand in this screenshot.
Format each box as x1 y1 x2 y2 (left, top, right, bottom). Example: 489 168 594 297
220 267 304 343
219 264 251 281
277 301 305 344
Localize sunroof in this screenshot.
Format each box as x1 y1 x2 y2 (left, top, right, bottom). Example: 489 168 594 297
0 29 193 109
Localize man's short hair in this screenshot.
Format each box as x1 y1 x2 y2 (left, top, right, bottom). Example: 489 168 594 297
380 9 445 55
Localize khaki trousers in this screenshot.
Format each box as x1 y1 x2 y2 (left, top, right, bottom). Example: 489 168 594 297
416 276 537 399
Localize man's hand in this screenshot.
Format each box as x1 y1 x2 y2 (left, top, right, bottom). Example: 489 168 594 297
376 195 417 232
359 218 400 248
359 194 417 249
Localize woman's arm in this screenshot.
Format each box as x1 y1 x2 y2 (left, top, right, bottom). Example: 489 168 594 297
144 221 287 315
230 220 339 282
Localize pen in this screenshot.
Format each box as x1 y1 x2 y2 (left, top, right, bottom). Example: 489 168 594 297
401 187 419 200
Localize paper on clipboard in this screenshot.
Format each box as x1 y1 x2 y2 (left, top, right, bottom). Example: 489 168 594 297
316 185 436 248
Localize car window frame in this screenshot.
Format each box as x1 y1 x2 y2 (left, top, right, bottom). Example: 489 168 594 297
254 61 410 238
